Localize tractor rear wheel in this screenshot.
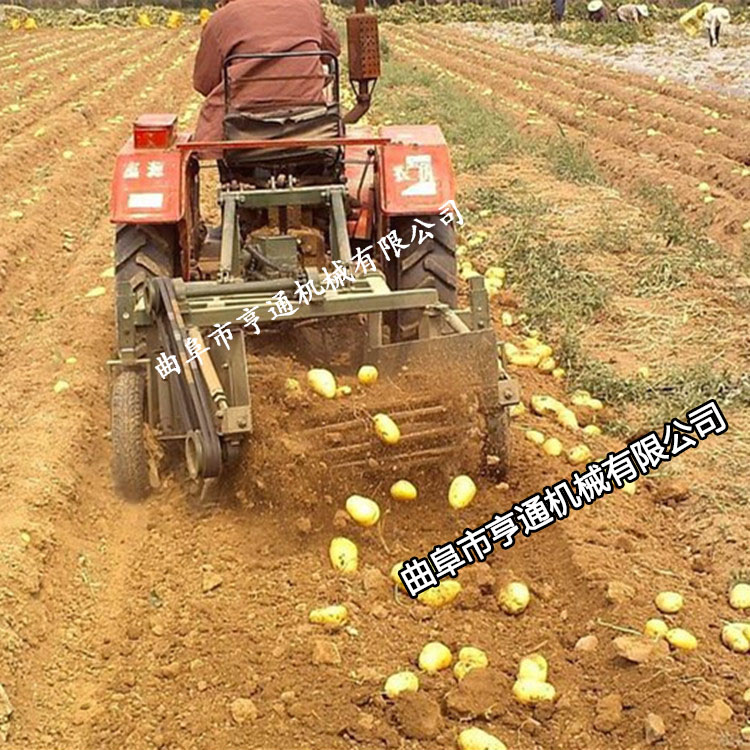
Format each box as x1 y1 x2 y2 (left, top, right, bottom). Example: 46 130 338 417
115 224 175 301
111 369 150 501
386 215 458 341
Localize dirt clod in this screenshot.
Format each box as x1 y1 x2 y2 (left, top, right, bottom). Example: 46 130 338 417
445 668 503 719
393 692 444 740
230 697 258 725
652 479 691 506
201 570 223 593
593 693 623 733
575 635 599 652
606 580 636 604
613 635 668 664
695 698 732 725
645 712 666 743
311 638 341 666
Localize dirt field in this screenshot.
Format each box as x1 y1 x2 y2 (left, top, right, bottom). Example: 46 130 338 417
1 21 750 750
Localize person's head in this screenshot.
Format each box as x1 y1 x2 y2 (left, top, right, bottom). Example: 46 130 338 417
636 4 649 17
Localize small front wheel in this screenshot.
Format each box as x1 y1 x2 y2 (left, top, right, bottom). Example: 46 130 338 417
111 369 150 501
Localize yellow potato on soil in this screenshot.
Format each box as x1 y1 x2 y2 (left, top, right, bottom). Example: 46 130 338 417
552 367 566 379
24 17 37 29
336 385 352 398
345 495 380 527
582 424 602 438
457 727 508 750
485 266 506 281
721 624 750 654
530 394 564 417
307 368 337 399
567 444 592 465
622 481 637 496
390 562 406 590
418 641 453 673
570 390 592 406
744 688 750 704
525 430 545 446
329 537 358 574
373 413 401 445
501 311 514 327
644 618 669 639
517 654 548 682
587 398 603 411
522 337 540 350
508 351 541 368
556 408 579 431
666 627 697 651
390 479 417 502
453 646 489 680
199 8 211 25
418 580 462 608
504 342 519 358
530 344 553 360
309 605 348 628
384 671 419 698
512 679 556 704
449 475 477 510
542 438 563 457
509 402 526 418
655 591 684 614
498 581 530 615
538 356 556 373
357 365 379 386
730 583 750 610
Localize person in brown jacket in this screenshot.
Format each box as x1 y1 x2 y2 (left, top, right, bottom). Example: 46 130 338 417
192 0 341 146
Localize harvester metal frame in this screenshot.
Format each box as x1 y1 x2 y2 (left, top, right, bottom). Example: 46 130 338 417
107 0 518 499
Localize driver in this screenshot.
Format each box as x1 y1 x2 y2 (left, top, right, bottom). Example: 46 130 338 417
192 0 341 146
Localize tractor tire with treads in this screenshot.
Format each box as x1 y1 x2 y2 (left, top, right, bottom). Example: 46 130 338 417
114 223 175 299
111 369 150 501
387 215 457 341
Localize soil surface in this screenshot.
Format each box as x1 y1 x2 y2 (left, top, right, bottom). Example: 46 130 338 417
1 24 749 750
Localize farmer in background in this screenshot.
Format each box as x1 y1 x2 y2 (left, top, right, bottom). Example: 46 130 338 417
616 3 649 22
705 6 730 46
551 0 566 23
192 0 340 145
587 0 610 22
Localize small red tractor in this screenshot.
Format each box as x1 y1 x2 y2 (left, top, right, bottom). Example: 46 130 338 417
108 1 518 499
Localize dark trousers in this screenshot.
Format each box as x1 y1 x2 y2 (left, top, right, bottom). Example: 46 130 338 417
708 24 721 47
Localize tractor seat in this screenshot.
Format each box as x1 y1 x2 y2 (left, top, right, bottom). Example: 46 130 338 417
221 104 342 183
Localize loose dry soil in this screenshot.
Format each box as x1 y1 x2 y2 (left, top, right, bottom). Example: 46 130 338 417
1 23 749 750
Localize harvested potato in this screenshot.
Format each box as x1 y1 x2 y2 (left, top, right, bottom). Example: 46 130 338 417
309 605 348 628
501 311 514 327
530 394 564 417
449 475 477 510
418 641 453 673
622 482 637 496
721 624 750 654
345 495 380 527
655 591 684 614
512 679 556 704
542 437 563 457
556 408 579 431
358 365 378 386
498 581 530 615
552 367 566 379
336 385 352 398
525 430 545 446
666 627 697 651
390 480 418 502
509 402 526 418
538 356 556 373
730 583 750 610
307 368 337 398
567 444 592 465
329 537 358 574
508 351 541 368
644 618 669 639
457 727 507 750
453 646 489 680
373 413 401 445
384 671 419 698
517 654 548 682
285 377 301 393
390 562 406 591
582 424 602 438
418 580 462 608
